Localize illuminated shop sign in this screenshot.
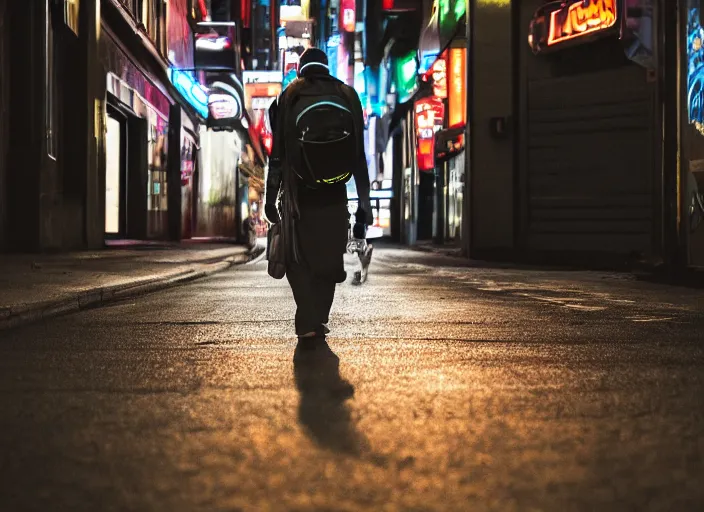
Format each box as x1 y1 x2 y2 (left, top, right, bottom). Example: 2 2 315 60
528 0 620 54
195 35 232 52
242 73 281 155
340 0 356 33
438 0 467 43
415 97 445 172
448 47 466 128
168 68 209 118
208 94 240 119
244 83 282 110
435 126 465 163
418 1 440 75
193 24 236 71
243 71 284 84
282 68 297 90
430 53 447 99
394 51 419 104
206 77 244 130
280 0 310 22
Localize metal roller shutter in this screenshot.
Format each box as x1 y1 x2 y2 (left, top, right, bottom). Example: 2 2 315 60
525 65 655 255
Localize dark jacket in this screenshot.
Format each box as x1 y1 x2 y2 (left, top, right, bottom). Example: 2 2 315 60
265 67 371 212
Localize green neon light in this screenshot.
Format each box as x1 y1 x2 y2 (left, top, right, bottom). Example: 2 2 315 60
394 51 418 103
454 0 466 21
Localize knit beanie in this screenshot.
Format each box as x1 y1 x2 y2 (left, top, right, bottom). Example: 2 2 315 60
298 48 329 76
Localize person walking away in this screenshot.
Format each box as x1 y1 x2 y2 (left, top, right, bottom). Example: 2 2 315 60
265 48 372 341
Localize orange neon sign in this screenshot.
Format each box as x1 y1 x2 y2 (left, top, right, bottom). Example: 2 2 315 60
448 48 466 128
548 0 617 47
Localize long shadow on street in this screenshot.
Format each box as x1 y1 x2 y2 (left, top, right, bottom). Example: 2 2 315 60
293 337 369 456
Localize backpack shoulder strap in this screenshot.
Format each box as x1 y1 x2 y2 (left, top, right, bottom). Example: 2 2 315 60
337 84 365 154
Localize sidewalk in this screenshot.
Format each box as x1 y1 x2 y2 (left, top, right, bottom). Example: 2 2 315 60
411 240 465 259
0 240 264 330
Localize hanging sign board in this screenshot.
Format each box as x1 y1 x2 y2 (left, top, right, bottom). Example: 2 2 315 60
415 97 445 172
448 47 466 128
435 126 465 163
528 0 620 54
431 53 447 99
340 0 356 33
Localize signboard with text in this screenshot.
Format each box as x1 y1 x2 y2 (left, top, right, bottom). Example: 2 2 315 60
448 47 466 128
528 0 621 54
415 97 445 172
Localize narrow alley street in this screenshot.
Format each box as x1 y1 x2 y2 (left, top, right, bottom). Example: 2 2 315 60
0 247 702 511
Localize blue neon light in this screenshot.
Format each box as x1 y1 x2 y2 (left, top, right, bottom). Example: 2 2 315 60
168 68 209 118
688 8 704 127
419 52 439 75
282 68 297 90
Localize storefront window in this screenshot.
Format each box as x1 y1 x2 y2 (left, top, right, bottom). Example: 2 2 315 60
148 123 168 212
447 152 464 242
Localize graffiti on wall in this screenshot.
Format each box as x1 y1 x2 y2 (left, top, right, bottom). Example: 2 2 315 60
688 7 704 134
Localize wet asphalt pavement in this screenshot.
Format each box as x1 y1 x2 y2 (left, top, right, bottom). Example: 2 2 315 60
0 246 703 511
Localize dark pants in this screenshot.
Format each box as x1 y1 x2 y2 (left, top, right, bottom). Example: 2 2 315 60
286 193 349 336
286 262 337 335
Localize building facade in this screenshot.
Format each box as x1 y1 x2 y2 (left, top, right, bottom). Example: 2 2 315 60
0 0 9 251
0 0 266 252
468 0 670 268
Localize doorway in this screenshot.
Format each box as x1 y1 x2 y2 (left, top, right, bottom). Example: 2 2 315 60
105 109 126 237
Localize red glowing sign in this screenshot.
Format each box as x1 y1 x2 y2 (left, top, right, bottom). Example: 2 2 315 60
431 53 447 99
340 0 356 33
415 97 445 172
528 0 619 54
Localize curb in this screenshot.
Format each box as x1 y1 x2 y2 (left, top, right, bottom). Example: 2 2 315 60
0 244 265 332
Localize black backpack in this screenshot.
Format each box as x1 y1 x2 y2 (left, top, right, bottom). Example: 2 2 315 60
284 76 360 188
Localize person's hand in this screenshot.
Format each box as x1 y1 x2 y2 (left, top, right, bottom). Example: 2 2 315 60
353 222 367 240
265 203 280 224
355 200 373 225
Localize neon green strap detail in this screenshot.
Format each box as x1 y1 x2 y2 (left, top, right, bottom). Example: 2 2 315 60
316 172 351 184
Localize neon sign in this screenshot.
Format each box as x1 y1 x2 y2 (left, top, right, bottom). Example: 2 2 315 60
448 48 466 128
688 6 704 134
415 97 445 172
529 0 620 54
340 0 356 33
168 68 209 118
394 51 419 104
549 0 617 46
195 35 232 52
208 89 242 121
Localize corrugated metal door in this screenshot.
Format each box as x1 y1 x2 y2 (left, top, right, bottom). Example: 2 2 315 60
519 2 657 258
